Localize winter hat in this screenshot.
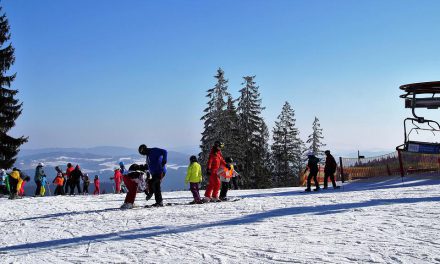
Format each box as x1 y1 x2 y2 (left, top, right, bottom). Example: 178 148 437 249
119 161 124 166
95 175 99 179
189 155 197 163
324 150 331 154
307 151 315 157
38 162 44 167
225 157 233 163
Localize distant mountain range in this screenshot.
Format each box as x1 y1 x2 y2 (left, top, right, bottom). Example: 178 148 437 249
16 146 192 193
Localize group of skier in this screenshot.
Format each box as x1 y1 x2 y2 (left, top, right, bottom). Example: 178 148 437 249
0 162 104 199
118 141 240 209
1 141 339 206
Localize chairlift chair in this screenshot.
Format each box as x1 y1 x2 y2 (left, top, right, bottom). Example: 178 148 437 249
396 81 440 154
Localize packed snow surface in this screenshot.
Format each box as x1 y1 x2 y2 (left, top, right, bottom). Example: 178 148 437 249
1 175 439 264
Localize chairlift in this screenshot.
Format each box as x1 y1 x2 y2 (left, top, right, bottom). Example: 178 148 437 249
396 81 440 154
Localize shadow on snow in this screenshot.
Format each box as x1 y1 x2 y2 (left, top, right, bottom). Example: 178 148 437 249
1 195 439 255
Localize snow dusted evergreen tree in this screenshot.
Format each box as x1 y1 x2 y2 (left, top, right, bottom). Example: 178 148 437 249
306 117 325 156
271 102 304 186
0 7 27 169
199 68 230 183
237 75 269 189
221 95 243 165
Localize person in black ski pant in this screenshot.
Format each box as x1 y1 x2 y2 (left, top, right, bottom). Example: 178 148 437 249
70 165 83 195
304 152 320 192
138 144 167 207
323 150 340 189
82 173 90 194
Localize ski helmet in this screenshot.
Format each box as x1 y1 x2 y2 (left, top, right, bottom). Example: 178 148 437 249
324 150 331 154
95 175 99 179
190 155 197 163
38 162 44 167
138 144 148 155
119 161 124 166
225 157 233 163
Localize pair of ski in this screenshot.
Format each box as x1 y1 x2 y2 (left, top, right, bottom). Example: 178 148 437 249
143 197 242 208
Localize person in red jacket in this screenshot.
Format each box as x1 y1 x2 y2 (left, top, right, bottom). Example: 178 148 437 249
93 175 100 195
203 141 226 202
111 167 122 194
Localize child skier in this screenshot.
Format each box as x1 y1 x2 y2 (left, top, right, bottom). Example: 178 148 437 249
53 166 65 196
93 175 100 195
184 156 203 204
40 174 48 196
82 173 90 194
8 168 22 200
18 176 30 197
218 157 238 201
0 169 8 197
121 164 148 209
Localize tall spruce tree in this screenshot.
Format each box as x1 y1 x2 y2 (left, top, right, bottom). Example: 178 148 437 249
199 68 230 183
271 102 304 186
221 95 242 165
306 117 325 156
0 7 27 169
237 75 268 189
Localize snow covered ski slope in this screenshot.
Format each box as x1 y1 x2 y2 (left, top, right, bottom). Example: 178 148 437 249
1 174 439 263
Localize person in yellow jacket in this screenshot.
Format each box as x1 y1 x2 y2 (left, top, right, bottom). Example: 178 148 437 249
185 156 203 204
9 168 23 200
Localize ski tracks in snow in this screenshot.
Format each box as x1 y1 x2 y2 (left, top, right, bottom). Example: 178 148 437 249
0 176 440 263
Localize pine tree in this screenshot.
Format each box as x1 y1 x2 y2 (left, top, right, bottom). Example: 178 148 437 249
221 95 242 165
306 117 325 156
237 75 269 189
0 7 27 169
199 68 230 184
271 102 304 186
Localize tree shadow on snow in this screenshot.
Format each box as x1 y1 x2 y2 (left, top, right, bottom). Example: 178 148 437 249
1 195 439 255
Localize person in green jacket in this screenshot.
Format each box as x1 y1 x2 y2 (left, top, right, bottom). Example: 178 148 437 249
185 156 203 204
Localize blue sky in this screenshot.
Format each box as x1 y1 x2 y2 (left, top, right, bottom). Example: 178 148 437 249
3 0 440 153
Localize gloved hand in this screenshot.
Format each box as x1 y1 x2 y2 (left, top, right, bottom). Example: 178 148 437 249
161 160 167 167
206 169 211 175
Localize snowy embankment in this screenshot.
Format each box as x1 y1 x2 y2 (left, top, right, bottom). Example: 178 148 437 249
1 175 439 264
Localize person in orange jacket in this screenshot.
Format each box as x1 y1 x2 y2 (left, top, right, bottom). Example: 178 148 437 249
53 166 65 196
203 141 226 202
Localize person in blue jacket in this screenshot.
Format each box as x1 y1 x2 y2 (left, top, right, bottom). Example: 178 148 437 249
139 144 167 207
